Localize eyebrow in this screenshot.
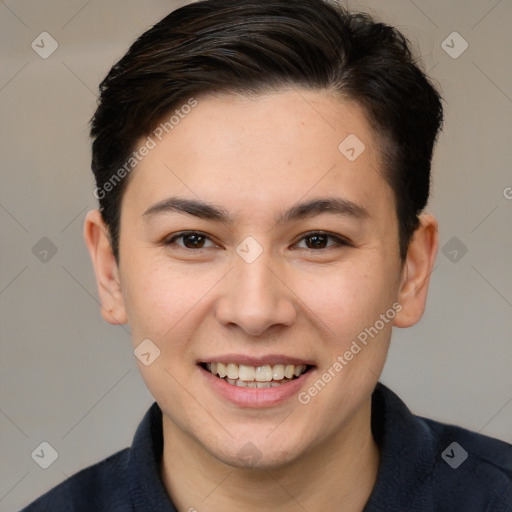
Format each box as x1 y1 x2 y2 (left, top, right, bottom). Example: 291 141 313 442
142 196 369 225
276 197 369 224
143 196 232 224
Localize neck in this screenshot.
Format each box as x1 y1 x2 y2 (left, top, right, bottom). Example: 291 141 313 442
160 399 379 512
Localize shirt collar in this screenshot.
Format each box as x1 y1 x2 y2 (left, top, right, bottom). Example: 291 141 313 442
128 401 178 511
364 382 435 511
126 382 435 511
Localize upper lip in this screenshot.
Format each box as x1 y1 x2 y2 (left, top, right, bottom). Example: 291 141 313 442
198 354 316 367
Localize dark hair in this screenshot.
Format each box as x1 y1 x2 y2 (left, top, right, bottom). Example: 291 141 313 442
90 0 443 262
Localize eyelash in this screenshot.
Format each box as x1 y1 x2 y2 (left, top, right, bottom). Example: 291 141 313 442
163 230 352 251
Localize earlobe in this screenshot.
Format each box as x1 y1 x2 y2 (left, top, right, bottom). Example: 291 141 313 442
393 214 438 328
83 210 128 325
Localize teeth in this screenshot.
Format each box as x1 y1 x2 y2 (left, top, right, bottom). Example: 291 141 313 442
230 377 296 388
205 362 308 386
217 362 227 378
227 363 239 379
255 365 272 382
239 364 255 381
272 364 285 380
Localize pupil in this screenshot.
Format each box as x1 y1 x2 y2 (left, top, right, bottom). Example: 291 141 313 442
307 235 327 249
184 234 204 248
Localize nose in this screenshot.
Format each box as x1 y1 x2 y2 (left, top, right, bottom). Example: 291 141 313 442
215 249 297 337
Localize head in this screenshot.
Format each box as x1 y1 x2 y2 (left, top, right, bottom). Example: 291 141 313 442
85 0 442 469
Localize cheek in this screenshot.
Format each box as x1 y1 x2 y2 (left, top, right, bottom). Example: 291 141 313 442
295 259 396 341
121 257 222 344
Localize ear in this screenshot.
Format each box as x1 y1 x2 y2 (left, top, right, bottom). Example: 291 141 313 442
83 210 127 325
393 213 438 328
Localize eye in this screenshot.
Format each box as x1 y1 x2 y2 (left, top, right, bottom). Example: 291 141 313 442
164 231 219 249
294 231 351 250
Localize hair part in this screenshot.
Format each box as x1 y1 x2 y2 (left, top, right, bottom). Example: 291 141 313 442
90 0 443 262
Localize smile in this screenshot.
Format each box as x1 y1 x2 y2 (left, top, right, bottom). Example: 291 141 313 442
203 362 309 388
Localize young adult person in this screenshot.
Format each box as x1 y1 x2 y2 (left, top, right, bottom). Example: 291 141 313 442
21 1 512 510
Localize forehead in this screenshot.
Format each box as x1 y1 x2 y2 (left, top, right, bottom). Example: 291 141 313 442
122 89 393 222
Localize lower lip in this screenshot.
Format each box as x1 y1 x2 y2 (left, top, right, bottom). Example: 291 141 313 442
200 366 314 408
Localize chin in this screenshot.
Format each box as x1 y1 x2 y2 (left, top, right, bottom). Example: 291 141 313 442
197 426 311 471
215 445 298 471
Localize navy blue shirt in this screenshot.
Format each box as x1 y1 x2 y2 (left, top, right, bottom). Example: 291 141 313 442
20 383 512 511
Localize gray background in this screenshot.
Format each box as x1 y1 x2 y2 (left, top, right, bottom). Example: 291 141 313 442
1 0 511 510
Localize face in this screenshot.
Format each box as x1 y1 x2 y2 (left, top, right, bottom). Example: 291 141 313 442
86 89 435 470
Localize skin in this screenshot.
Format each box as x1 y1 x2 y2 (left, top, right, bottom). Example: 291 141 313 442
84 88 438 512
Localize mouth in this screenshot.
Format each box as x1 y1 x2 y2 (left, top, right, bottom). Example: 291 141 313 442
200 362 313 388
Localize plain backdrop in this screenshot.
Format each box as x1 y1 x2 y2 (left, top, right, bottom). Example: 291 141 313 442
1 1 511 510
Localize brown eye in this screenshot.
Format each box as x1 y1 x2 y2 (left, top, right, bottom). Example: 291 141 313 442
295 231 350 250
182 233 206 248
305 234 329 249
165 231 217 249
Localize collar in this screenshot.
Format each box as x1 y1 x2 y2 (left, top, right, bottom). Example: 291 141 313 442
126 382 435 511
128 400 177 511
363 382 435 511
